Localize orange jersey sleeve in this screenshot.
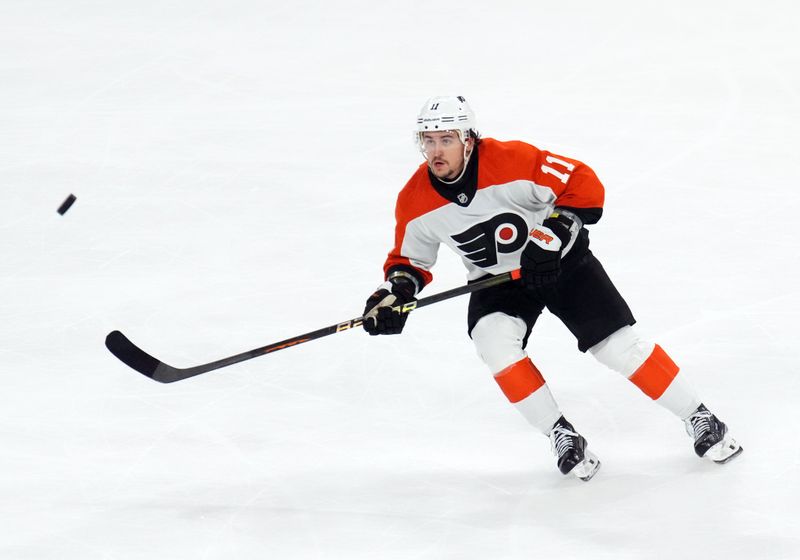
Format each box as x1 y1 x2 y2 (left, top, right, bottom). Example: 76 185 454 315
531 147 605 223
475 139 605 223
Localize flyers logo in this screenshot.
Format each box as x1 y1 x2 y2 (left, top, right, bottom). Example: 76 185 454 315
451 213 528 268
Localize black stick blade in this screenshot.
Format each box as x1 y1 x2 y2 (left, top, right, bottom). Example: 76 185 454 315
105 330 165 380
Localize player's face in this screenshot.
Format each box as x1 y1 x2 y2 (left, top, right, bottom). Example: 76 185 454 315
421 131 471 180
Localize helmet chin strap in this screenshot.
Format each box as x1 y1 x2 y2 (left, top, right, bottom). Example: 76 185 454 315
432 141 472 185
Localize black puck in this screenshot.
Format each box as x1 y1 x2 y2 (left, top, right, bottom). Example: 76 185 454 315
57 194 77 215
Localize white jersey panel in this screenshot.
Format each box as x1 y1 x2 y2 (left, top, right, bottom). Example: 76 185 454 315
401 180 557 281
401 218 440 274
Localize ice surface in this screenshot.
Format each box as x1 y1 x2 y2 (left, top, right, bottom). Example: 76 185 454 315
1 1 799 558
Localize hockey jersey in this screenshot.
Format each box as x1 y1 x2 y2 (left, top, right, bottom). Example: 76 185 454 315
384 138 605 288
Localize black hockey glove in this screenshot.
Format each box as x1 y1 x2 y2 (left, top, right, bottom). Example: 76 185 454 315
362 275 418 335
520 212 576 289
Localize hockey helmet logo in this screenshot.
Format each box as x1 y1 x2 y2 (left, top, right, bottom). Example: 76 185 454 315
451 213 528 268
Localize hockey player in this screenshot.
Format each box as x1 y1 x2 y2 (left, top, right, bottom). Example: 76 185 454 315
362 95 742 481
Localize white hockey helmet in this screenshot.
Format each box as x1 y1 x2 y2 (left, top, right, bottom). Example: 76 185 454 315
416 95 478 145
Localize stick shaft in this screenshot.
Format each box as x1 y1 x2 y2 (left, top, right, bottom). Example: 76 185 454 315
105 270 521 383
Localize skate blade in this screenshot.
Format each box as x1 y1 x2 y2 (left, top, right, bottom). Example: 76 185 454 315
571 451 601 481
705 434 743 464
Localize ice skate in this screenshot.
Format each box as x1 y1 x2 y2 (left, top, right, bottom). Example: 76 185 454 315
684 404 743 464
549 416 601 481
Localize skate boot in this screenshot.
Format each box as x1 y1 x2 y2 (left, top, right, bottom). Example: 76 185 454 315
684 404 743 464
549 416 601 481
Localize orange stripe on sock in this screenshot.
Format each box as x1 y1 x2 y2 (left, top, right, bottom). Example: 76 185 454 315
629 344 679 400
494 358 546 403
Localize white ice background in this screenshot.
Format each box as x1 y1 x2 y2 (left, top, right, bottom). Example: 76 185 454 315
2 1 799 558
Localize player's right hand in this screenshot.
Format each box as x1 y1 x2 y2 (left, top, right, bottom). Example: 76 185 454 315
362 278 416 335
520 216 572 289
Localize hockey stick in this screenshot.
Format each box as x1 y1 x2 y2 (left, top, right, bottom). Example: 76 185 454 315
105 269 521 384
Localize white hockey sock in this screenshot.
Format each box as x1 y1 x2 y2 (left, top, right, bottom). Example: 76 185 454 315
654 372 701 419
514 384 563 435
493 357 562 435
472 313 562 434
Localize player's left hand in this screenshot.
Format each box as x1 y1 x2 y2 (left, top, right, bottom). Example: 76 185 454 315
520 214 574 289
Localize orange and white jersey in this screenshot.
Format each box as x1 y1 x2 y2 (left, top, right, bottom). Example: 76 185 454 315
383 138 605 287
